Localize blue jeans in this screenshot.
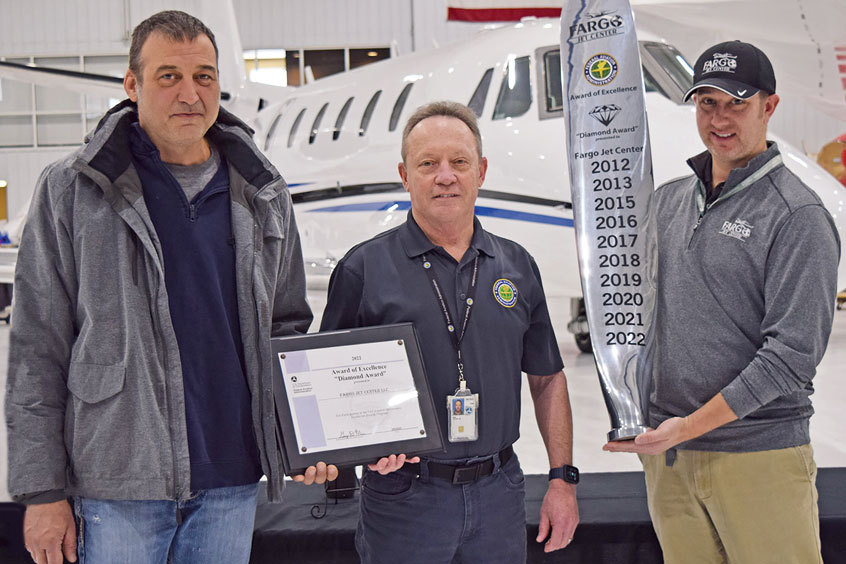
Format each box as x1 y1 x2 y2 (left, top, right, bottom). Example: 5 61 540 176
73 482 260 564
356 452 527 564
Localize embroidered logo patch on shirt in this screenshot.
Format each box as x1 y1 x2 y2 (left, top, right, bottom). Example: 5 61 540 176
718 218 753 241
493 279 518 308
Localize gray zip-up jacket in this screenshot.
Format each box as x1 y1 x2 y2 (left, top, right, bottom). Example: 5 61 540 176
650 142 840 451
5 101 312 502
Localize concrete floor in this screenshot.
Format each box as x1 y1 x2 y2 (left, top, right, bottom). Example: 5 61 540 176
1 301 844 500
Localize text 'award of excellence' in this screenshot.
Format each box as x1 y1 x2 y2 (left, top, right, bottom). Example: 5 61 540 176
271 323 444 475
560 0 657 441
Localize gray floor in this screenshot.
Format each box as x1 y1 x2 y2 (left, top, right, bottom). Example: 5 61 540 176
1 302 844 501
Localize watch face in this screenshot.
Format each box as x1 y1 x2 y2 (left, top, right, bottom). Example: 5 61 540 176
549 465 580 484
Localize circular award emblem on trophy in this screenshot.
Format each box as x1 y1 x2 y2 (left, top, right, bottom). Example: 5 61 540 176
584 53 618 86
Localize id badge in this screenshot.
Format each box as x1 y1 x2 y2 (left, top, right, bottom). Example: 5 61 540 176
447 389 479 442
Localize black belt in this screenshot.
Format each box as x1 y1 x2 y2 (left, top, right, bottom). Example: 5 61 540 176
406 446 514 485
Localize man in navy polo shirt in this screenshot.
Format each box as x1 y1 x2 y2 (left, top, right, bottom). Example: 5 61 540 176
7 11 334 564
321 101 580 563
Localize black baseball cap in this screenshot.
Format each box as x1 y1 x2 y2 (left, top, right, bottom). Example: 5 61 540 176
683 40 776 101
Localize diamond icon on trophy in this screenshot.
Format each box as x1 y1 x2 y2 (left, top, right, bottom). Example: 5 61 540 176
589 104 622 126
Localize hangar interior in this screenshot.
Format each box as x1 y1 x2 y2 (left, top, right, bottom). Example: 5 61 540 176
0 3 844 558
1 0 844 221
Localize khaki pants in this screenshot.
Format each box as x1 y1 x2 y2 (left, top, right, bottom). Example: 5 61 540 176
641 445 822 564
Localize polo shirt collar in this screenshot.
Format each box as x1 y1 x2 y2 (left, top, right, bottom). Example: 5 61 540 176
399 211 496 259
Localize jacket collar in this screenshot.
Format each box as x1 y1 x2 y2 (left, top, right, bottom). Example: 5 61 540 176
399 210 495 259
76 100 281 199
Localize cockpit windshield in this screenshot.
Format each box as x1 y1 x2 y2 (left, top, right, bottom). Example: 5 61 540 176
640 42 694 99
536 41 694 119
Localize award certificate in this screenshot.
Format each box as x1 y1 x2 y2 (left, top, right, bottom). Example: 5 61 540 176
279 340 425 453
271 323 443 474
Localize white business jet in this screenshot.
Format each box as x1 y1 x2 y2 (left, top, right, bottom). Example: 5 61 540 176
1 3 843 352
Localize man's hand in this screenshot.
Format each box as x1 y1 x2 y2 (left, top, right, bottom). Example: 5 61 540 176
603 417 689 455
367 453 420 475
23 500 77 564
292 462 339 485
604 394 738 455
536 480 579 552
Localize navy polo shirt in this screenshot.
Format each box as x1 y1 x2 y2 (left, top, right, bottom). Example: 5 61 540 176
320 212 563 460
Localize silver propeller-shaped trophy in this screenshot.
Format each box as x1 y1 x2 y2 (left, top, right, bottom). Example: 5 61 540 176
560 0 657 441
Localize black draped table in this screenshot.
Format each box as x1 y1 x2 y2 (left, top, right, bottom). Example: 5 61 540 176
250 468 846 564
2 469 844 563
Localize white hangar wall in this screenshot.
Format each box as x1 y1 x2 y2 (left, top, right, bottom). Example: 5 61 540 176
0 0 843 220
0 0 484 64
0 0 488 218
234 0 486 53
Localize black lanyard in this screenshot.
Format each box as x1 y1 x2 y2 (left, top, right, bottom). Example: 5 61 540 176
421 253 480 383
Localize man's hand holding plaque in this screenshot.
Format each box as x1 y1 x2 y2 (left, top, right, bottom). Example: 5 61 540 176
271 324 443 475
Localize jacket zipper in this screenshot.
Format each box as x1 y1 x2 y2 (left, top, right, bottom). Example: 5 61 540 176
149 274 182 500
249 179 278 495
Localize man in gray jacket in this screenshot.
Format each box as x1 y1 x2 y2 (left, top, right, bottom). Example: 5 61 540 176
605 41 840 562
5 11 335 564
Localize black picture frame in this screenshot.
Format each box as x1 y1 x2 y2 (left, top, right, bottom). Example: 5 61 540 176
271 323 444 475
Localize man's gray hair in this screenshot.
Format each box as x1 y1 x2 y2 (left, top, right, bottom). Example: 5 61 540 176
129 10 218 81
401 101 483 162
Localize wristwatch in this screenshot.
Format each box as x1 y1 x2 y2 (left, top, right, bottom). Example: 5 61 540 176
549 464 580 484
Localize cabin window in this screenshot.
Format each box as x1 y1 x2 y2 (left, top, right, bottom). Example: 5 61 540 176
542 51 563 113
334 97 354 141
389 83 414 132
309 103 329 144
287 108 306 148
492 55 531 120
468 68 494 117
264 113 282 151
359 90 382 136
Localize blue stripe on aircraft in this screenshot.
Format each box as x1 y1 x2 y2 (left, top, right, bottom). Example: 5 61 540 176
305 201 574 227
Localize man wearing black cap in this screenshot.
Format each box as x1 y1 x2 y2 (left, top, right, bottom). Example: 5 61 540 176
604 41 840 562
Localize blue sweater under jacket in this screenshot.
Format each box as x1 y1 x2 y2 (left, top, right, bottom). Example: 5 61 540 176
130 124 262 490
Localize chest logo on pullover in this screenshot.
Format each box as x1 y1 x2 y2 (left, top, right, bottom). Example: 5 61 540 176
718 218 753 241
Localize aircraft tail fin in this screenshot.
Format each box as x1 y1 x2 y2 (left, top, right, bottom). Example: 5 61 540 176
198 0 249 98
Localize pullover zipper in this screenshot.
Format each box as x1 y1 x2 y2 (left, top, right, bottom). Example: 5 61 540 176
687 154 783 250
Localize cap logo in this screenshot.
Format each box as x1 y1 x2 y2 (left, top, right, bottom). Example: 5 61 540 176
703 53 737 74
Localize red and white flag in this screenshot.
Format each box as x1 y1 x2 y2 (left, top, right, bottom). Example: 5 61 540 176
446 0 562 22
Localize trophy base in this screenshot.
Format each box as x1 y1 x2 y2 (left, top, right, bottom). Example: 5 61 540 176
607 426 650 442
